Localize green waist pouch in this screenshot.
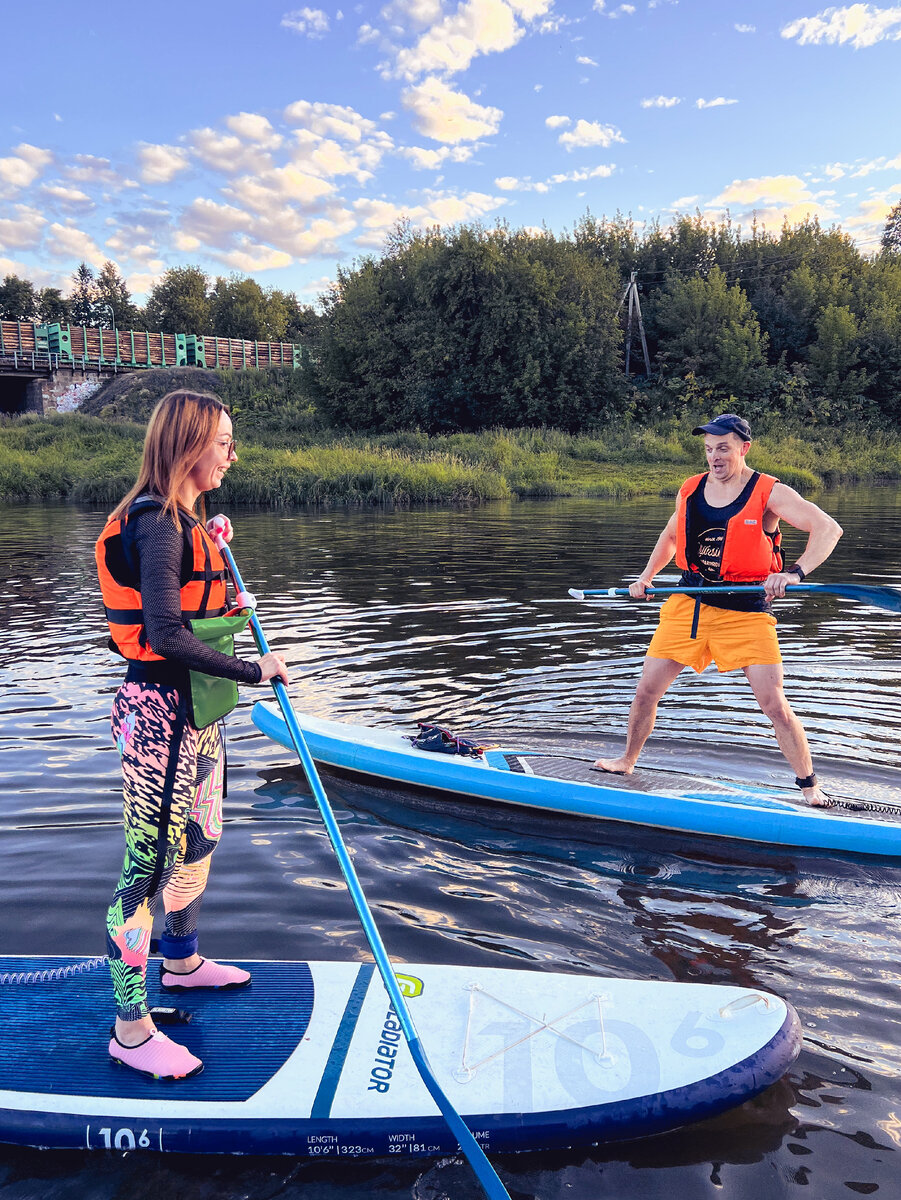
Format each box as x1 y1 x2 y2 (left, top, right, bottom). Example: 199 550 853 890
188 608 254 729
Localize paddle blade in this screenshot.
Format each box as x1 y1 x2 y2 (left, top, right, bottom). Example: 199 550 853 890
811 582 901 613
568 588 585 600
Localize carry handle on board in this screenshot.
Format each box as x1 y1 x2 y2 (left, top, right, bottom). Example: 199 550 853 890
208 518 511 1200
568 582 901 612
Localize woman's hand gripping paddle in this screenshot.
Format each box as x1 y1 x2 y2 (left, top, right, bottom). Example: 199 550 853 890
208 519 512 1200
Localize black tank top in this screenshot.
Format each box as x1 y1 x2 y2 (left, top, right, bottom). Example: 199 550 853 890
681 472 771 613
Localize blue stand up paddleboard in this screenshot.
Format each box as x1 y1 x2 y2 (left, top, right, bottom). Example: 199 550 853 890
252 704 901 858
0 956 799 1156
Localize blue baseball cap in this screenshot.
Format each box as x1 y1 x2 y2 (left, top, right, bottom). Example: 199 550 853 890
692 413 752 440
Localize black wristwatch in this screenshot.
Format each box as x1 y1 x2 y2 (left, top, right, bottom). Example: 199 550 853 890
787 562 806 582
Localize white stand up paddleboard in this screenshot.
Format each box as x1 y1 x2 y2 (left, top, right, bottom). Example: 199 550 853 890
0 956 800 1156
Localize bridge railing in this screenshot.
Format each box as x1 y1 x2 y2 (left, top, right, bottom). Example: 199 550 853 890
0 320 306 372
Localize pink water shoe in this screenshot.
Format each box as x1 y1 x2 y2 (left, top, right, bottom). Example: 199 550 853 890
160 957 251 992
109 1030 203 1080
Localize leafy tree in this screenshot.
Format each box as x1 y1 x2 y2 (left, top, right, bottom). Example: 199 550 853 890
0 274 39 320
807 303 867 407
881 198 901 255
95 261 141 329
69 262 97 326
208 275 301 341
37 287 70 324
144 266 211 334
652 266 769 401
856 256 901 417
317 223 624 432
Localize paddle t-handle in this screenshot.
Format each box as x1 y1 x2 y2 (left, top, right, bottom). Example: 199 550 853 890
209 517 256 609
213 519 511 1200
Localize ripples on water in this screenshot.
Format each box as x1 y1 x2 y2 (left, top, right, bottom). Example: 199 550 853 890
2 494 901 1199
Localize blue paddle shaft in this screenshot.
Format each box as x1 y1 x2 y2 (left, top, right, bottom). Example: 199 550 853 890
569 583 901 612
216 537 511 1200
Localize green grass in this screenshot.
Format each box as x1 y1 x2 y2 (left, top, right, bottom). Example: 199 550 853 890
2 412 900 506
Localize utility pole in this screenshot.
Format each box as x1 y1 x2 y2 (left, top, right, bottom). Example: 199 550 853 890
618 270 651 377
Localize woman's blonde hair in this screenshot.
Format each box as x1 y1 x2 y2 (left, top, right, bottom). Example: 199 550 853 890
111 390 227 526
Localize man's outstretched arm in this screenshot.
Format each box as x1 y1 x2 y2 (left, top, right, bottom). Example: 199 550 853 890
630 512 679 599
764 484 844 598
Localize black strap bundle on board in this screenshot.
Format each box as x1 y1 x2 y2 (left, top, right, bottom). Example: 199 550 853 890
407 722 486 759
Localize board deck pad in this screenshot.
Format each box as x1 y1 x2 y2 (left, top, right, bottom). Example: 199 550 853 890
503 753 901 820
0 956 801 1157
251 704 901 856
1 959 313 1102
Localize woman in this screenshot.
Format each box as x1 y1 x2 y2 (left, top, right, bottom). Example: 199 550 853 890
95 390 288 1080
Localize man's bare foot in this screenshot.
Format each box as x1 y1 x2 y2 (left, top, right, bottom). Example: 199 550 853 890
803 784 831 808
591 757 634 775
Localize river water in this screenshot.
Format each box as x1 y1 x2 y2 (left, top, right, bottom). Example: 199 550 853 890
2 491 901 1200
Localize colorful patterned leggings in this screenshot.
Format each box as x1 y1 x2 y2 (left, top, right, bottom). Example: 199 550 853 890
107 680 225 1021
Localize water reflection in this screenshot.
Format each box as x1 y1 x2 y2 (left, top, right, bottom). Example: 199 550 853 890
3 493 901 1199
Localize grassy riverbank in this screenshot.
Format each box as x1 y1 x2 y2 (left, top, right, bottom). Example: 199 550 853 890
2 412 901 505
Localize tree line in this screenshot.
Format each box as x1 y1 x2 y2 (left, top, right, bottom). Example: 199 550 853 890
308 203 901 431
0 262 318 344
3 199 901 431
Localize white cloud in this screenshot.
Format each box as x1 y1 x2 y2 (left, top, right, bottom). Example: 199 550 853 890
46 222 108 268
353 188 505 244
40 182 94 210
844 186 901 232
712 175 816 206
670 194 700 208
105 231 163 268
597 1 636 14
0 204 46 249
62 155 122 187
696 96 739 108
577 54 598 64
706 174 839 227
225 112 284 150
189 127 275 175
846 151 901 176
138 143 190 184
227 164 337 212
283 100 381 144
125 271 164 299
640 95 680 107
495 163 615 190
0 143 53 196
403 77 503 143
558 118 625 150
217 240 295 271
0 256 58 287
400 143 480 168
297 272 335 297
281 7 331 37
782 4 901 48
291 128 393 182
389 0 553 80
545 114 571 128
734 22 755 33
381 0 445 31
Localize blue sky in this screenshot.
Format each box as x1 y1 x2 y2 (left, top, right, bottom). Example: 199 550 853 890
1 0 900 306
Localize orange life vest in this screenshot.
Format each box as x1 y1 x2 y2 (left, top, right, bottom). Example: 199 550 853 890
675 471 783 582
95 495 228 662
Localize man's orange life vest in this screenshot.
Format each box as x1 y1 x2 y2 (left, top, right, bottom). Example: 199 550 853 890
95 495 228 662
675 471 783 582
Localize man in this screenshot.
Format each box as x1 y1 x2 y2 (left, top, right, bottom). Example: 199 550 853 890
594 413 843 806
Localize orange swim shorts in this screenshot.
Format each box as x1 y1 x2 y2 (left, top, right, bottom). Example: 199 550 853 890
646 593 782 674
